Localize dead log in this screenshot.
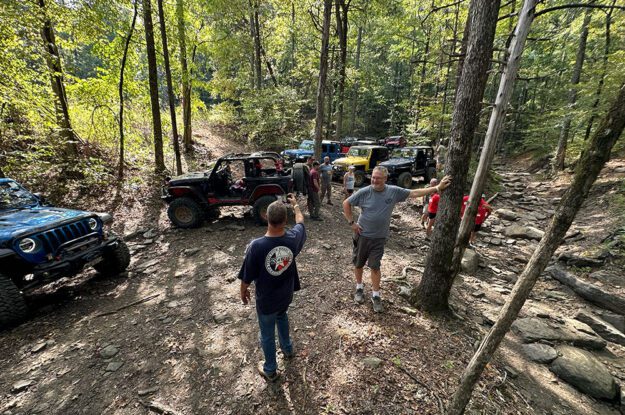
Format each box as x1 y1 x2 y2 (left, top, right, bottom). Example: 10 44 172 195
547 265 625 316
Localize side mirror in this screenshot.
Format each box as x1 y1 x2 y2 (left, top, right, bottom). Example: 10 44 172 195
33 193 46 204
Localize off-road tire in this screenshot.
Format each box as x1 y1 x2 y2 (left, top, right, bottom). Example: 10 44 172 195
167 197 203 228
354 171 366 187
397 172 413 189
253 195 277 225
93 240 131 276
0 274 28 330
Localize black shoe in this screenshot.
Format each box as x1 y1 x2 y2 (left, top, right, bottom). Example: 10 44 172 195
257 363 279 382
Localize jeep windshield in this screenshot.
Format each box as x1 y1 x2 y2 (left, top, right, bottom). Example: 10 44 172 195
347 148 370 157
391 148 418 158
0 181 39 209
299 141 314 151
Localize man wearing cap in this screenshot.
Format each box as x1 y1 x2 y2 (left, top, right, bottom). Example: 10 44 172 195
343 166 451 312
343 165 356 199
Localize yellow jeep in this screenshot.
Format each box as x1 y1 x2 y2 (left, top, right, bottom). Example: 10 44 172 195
332 145 390 187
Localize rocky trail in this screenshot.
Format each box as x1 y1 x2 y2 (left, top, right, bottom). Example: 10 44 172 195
0 136 624 414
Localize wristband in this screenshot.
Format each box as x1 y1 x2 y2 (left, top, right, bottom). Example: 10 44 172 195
293 204 300 209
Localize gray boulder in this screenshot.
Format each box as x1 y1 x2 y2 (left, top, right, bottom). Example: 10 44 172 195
522 343 558 364
495 208 520 221
461 249 480 274
503 224 544 240
549 345 619 400
574 310 625 346
512 317 606 350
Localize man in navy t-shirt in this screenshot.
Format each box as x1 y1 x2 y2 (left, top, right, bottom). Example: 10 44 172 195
239 194 306 381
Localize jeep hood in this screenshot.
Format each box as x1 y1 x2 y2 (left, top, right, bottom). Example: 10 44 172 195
283 149 312 158
168 170 210 185
0 207 94 241
334 156 367 166
381 158 412 167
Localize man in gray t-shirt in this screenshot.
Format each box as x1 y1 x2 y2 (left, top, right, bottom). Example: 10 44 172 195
343 166 450 313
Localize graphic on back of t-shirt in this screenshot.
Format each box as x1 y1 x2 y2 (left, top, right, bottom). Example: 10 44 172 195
265 246 294 276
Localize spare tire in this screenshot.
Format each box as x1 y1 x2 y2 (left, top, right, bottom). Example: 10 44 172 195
253 195 277 225
0 275 28 330
354 171 366 187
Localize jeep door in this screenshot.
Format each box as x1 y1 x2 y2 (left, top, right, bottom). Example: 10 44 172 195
369 148 389 170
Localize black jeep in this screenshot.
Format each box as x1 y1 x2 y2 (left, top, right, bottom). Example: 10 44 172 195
163 153 292 227
379 146 437 188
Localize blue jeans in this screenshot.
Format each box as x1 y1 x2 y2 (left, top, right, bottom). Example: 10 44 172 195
258 310 293 375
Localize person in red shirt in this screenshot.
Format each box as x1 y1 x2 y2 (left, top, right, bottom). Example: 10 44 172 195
426 189 440 236
307 161 322 220
461 194 493 245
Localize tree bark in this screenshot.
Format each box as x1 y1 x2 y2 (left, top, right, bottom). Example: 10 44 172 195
118 0 138 180
250 1 262 90
313 0 332 160
584 1 614 141
553 8 592 172
452 0 537 280
334 0 349 140
436 2 461 142
142 0 166 173
413 0 501 312
38 0 78 160
176 0 193 152
447 82 625 415
348 26 362 134
157 0 182 175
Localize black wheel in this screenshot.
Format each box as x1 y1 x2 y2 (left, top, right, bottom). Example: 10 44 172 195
167 197 203 228
354 171 366 187
93 240 131 276
397 172 413 189
0 274 28 330
205 207 220 221
253 195 277 225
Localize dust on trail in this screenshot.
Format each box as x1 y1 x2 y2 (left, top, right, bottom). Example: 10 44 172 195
1 128 623 414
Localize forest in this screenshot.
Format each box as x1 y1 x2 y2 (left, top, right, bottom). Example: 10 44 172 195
1 0 625 414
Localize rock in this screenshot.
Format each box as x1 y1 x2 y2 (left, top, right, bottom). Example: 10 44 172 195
363 356 383 369
503 224 544 240
105 361 124 372
322 244 332 250
224 224 245 231
471 291 485 298
512 317 606 350
389 224 399 232
496 209 520 221
183 248 200 257
398 285 412 300
134 258 160 272
508 192 524 200
574 310 625 346
143 229 157 239
522 343 558 364
11 379 34 393
461 249 479 274
558 252 604 268
489 238 502 246
99 345 119 359
138 387 159 397
213 313 232 324
504 366 519 379
549 345 619 400
595 310 625 334
31 342 47 353
166 301 180 309
399 306 417 316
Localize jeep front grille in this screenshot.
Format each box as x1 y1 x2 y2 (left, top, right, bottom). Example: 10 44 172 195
35 220 94 255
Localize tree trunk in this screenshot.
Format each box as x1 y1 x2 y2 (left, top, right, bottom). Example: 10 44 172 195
334 0 349 140
38 0 78 160
447 82 625 415
250 1 262 90
553 9 592 172
452 0 537 280
414 0 435 131
157 0 182 175
348 26 362 134
260 46 278 87
314 0 332 160
413 0 501 313
436 2 461 142
142 0 165 173
584 1 614 141
176 0 193 152
118 0 138 180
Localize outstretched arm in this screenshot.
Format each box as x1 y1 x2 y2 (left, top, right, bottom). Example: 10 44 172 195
409 175 452 199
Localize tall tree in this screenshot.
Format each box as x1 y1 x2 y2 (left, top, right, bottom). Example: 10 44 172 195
553 8 592 172
118 0 138 180
334 0 350 140
413 0 501 312
157 0 182 175
313 0 332 160
447 82 625 415
453 0 538 283
348 26 362 134
37 0 78 160
250 0 262 90
176 0 193 152
142 0 165 173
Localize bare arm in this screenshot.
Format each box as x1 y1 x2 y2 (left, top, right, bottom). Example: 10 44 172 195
342 197 362 234
287 193 304 224
409 175 452 199
240 281 251 304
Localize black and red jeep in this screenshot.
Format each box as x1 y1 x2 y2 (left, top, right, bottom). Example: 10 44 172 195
162 153 292 227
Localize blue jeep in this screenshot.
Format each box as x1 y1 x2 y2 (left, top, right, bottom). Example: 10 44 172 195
281 140 342 165
0 178 130 329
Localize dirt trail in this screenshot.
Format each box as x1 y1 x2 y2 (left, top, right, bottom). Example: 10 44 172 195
0 130 623 414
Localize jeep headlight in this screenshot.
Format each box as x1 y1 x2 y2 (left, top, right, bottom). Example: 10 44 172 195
19 238 37 253
88 218 99 230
